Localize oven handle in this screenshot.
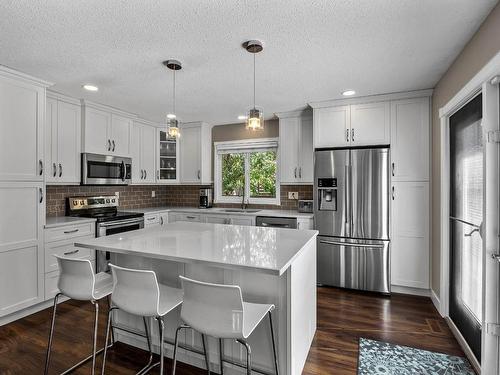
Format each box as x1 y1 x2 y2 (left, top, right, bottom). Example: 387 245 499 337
98 218 144 228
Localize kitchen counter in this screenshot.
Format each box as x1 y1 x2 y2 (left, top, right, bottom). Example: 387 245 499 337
45 216 96 228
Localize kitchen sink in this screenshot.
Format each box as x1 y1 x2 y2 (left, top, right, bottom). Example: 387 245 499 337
220 209 261 213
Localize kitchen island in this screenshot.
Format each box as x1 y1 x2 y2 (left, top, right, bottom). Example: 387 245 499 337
75 222 318 375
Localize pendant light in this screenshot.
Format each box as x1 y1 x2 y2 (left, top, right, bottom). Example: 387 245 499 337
244 40 264 131
163 59 182 138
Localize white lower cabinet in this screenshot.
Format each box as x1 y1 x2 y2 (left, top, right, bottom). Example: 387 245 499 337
159 212 169 226
391 181 430 289
297 218 314 230
204 215 229 224
229 216 255 226
170 213 202 223
144 213 160 227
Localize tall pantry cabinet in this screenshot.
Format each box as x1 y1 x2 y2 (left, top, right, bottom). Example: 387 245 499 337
0 66 51 317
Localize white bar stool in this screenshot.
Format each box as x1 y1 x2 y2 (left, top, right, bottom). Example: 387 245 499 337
172 276 279 375
101 264 183 375
44 255 114 375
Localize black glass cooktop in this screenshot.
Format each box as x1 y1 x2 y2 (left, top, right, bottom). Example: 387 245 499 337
72 210 144 223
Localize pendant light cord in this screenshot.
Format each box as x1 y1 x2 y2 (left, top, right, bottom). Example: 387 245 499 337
172 69 176 115
253 53 256 109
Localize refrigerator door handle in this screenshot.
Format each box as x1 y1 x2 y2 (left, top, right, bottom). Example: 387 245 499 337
345 165 351 235
319 239 385 249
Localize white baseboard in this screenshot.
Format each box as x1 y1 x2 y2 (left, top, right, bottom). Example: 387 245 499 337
446 317 481 374
0 296 68 326
391 285 430 297
430 289 442 316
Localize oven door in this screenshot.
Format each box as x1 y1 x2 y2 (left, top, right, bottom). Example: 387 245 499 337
96 217 144 272
82 153 132 185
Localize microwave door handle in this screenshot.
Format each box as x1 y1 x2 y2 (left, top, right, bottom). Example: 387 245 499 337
121 161 126 181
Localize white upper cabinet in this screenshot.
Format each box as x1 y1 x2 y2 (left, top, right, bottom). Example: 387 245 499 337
82 101 134 157
131 120 157 184
277 110 313 184
0 68 49 181
390 97 430 181
313 105 350 148
45 93 81 184
179 122 212 184
350 101 390 146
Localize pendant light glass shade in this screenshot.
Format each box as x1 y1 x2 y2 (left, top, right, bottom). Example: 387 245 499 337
163 59 182 138
167 117 179 138
246 107 264 131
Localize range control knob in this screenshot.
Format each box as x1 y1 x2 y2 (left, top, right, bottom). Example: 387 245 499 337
73 200 78 205
111 199 116 203
106 199 110 203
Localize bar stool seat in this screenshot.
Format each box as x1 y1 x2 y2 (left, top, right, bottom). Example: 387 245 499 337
93 273 114 299
158 285 184 316
242 302 275 339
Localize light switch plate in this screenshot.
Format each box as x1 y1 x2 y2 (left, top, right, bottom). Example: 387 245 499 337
151 190 156 198
288 191 299 200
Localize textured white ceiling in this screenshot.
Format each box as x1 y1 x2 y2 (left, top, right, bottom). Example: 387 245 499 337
0 0 497 124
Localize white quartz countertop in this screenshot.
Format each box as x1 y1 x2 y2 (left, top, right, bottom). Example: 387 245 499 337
45 216 96 228
136 206 314 219
75 222 318 276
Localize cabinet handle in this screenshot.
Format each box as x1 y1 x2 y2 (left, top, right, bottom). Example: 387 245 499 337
351 128 355 142
294 167 297 178
157 170 159 180
140 169 143 179
39 188 43 203
64 249 79 255
58 163 62 177
53 163 57 177
160 217 164 225
299 167 302 178
107 139 111 151
392 162 395 177
147 217 156 221
144 170 147 179
186 216 196 219
392 186 395 201
39 160 43 176
346 129 349 142
197 170 201 180
112 140 115 152
63 229 79 234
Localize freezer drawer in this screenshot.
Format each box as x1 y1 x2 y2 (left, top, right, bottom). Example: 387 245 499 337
317 236 390 293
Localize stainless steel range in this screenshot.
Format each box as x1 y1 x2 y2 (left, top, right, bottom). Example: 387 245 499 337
66 195 144 271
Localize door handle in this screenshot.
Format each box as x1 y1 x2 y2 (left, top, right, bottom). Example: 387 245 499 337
351 128 355 142
39 188 43 203
112 140 116 152
58 163 62 177
392 162 395 177
107 139 111 151
39 160 43 176
53 163 57 177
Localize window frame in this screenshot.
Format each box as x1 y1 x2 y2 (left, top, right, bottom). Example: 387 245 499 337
214 138 280 205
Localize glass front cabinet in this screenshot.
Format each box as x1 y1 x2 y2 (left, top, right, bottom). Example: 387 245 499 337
157 128 179 183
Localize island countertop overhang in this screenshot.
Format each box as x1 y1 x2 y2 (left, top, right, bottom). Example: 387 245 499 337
74 222 318 276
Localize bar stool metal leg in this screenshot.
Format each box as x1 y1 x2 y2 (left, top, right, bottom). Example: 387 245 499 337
44 292 62 375
201 334 210 374
172 325 190 375
135 317 155 375
91 301 99 375
157 317 165 375
106 295 115 346
236 339 252 375
268 311 279 375
101 306 118 375
219 339 224 375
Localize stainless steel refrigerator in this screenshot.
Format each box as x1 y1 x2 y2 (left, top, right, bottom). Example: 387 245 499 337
314 147 391 293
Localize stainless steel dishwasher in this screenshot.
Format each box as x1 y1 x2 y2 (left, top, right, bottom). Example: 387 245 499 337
255 216 297 229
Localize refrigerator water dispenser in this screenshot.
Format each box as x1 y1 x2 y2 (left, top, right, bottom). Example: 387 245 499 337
318 178 337 211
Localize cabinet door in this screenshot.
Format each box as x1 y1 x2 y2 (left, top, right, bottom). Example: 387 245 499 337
205 215 229 224
313 106 350 148
299 115 314 183
279 117 300 183
130 123 142 184
57 101 81 183
111 114 132 156
145 213 160 227
390 97 430 181
230 216 254 226
391 181 429 289
83 107 111 154
45 97 58 183
0 76 44 181
180 125 201 183
141 125 156 183
157 129 178 183
0 182 44 317
159 212 169 225
350 101 390 146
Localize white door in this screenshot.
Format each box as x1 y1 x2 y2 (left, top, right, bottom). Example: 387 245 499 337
391 181 430 289
391 98 430 181
0 182 44 317
45 97 58 183
350 101 390 146
111 114 132 156
130 123 142 184
180 125 201 183
299 115 314 183
0 76 44 181
57 101 81 183
279 117 300 184
141 125 156 183
83 107 111 154
313 106 350 148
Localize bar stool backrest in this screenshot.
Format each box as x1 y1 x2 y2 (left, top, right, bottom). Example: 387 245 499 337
55 256 96 300
109 264 160 316
180 276 245 338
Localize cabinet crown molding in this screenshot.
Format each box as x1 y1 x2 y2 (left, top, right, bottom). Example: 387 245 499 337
134 118 161 127
0 65 53 87
81 99 138 119
309 89 433 109
275 108 312 119
47 90 81 105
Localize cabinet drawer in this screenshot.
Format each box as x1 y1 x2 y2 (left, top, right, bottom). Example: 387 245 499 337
144 213 160 226
45 222 94 242
45 239 95 273
171 213 202 223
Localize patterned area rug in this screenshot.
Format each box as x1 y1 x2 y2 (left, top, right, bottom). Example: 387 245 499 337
358 338 475 375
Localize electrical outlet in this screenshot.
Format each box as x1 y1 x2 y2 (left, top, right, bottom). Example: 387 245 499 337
115 192 120 198
151 190 155 198
288 191 299 200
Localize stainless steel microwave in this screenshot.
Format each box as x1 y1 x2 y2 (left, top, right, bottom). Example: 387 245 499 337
81 153 132 185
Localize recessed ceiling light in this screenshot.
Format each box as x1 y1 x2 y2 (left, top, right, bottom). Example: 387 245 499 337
82 84 99 92
238 115 247 120
342 90 356 96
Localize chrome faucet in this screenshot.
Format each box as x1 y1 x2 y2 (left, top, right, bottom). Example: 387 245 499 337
241 188 247 210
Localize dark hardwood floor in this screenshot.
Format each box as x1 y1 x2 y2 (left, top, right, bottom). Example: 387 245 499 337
0 287 465 374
